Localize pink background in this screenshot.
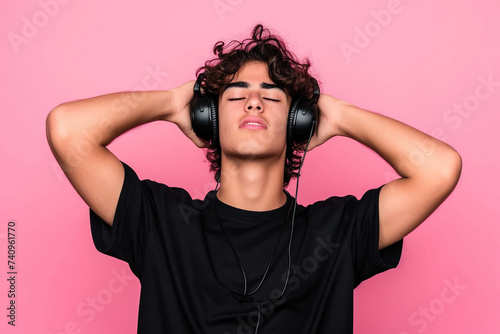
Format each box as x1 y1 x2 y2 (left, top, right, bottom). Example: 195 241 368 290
1 0 499 333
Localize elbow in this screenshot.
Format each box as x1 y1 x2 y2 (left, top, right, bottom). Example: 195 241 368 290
437 146 462 193
46 104 73 156
446 147 462 183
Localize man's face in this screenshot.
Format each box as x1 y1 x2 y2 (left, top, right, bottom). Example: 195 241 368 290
218 61 292 162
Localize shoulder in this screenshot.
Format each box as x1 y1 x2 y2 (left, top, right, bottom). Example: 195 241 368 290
120 161 202 208
302 192 358 218
298 187 382 228
308 187 381 211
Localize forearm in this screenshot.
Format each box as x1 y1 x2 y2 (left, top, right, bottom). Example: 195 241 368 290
318 94 462 248
47 90 173 149
321 94 461 182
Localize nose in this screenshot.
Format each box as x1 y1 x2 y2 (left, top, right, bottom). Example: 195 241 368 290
245 93 263 112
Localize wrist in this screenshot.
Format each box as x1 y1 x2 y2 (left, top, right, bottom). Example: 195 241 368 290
157 89 177 122
318 94 350 138
164 81 196 125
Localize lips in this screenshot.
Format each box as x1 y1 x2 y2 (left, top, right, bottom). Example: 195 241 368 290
239 117 267 129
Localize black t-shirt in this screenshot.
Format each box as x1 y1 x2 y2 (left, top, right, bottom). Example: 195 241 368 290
90 162 403 333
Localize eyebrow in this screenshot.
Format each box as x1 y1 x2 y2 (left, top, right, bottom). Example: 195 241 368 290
223 81 286 94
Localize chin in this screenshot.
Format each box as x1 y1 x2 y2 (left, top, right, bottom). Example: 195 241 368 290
223 141 286 161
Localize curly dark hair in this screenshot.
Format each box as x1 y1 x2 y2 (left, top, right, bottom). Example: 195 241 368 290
197 24 315 187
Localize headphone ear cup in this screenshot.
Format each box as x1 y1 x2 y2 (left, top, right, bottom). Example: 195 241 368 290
287 98 300 146
190 76 219 145
190 94 211 143
207 93 219 146
288 98 318 145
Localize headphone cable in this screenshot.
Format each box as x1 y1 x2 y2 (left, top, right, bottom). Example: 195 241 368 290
211 120 316 333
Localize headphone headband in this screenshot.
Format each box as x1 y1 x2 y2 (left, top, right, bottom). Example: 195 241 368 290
193 73 205 98
311 78 320 103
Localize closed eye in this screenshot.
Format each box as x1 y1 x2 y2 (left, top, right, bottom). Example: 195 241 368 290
227 97 280 102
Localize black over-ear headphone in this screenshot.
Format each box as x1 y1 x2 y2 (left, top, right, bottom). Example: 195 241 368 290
190 73 320 146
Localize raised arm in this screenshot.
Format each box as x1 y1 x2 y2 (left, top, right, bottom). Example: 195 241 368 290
46 81 204 226
309 94 462 249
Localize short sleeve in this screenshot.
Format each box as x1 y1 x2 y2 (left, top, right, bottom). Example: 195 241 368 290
346 186 403 287
90 162 154 278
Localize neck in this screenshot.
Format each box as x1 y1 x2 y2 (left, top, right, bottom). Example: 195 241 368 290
216 154 287 211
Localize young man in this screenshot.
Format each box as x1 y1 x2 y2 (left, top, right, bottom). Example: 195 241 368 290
46 25 462 333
